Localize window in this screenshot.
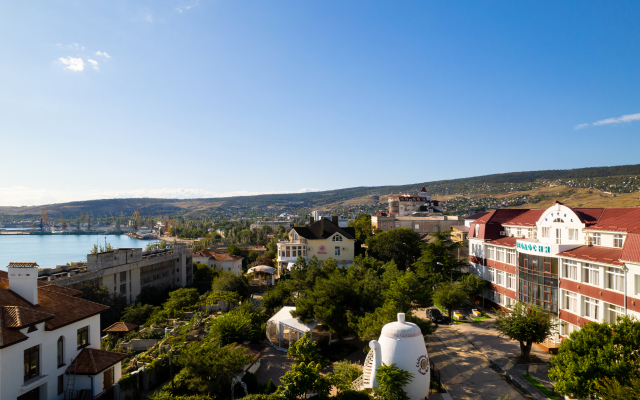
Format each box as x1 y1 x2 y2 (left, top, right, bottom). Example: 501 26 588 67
542 227 549 238
606 267 624 292
285 246 290 258
606 303 624 324
525 229 531 238
103 367 114 389
582 264 600 286
486 267 495 282
556 228 562 244
563 259 578 280
487 247 495 260
474 224 479 237
588 232 601 246
568 229 578 241
58 374 64 395
614 234 624 248
561 322 580 337
516 228 522 237
495 270 504 286
57 336 64 367
414 224 420 230
24 345 39 382
562 290 578 313
77 326 89 349
332 235 343 242
335 247 340 256
120 271 126 283
506 273 516 290
496 248 505 263
583 296 599 320
293 233 298 241
506 249 516 265
553 218 565 223
120 283 126 294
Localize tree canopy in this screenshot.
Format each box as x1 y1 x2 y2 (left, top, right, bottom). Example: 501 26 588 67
365 227 422 270
494 302 555 362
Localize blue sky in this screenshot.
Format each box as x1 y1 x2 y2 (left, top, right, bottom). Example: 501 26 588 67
1 1 639 206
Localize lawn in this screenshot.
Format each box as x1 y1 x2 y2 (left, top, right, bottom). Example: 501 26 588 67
521 374 562 400
433 302 492 324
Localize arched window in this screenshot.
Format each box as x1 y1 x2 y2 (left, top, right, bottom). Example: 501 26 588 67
553 218 564 223
332 234 343 242
57 336 64 367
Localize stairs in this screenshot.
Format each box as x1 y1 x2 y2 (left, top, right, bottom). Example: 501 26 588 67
352 349 375 391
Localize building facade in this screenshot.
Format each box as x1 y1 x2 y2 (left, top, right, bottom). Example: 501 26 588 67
372 214 463 235
38 244 193 305
193 250 243 275
467 202 640 343
388 187 442 217
249 221 294 230
276 217 357 273
1 263 126 400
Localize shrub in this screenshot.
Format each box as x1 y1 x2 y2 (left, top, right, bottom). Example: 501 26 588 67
332 361 362 392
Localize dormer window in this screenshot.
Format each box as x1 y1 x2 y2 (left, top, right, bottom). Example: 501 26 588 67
332 235 343 242
27 325 37 333
614 234 624 248
588 232 601 246
293 233 298 241
553 218 565 223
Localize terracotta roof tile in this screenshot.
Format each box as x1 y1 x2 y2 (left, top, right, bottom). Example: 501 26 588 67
3 306 54 328
7 262 39 268
39 284 82 297
557 246 624 266
103 321 138 333
503 210 545 227
67 348 128 375
583 208 640 232
620 232 640 263
485 237 518 247
465 212 490 220
194 249 243 261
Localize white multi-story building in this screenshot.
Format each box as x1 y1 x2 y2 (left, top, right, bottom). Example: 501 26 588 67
467 201 640 348
1 263 126 400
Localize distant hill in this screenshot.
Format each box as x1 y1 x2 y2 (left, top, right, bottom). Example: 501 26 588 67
2 164 640 219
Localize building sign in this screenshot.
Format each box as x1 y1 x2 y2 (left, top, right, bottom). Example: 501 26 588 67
516 241 551 254
318 245 327 254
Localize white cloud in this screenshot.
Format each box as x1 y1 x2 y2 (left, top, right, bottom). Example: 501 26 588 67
176 0 199 13
575 112 640 130
146 14 153 22
58 56 84 72
95 51 111 59
0 187 321 207
88 59 99 70
56 43 84 50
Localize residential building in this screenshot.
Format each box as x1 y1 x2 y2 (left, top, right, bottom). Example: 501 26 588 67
464 211 490 227
371 213 464 235
1 263 126 400
467 201 640 346
276 216 357 273
38 244 193 305
193 250 243 275
388 187 442 217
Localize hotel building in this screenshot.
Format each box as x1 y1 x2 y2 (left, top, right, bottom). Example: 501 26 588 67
468 201 640 345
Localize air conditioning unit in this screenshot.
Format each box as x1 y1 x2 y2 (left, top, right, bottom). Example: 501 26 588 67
342 247 347 250
500 231 506 236
308 247 312 251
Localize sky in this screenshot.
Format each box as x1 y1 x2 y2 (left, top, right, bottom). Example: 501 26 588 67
1 1 639 206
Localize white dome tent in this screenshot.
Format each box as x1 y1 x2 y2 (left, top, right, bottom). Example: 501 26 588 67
266 306 321 351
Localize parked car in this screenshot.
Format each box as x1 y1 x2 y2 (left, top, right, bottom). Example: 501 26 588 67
428 308 448 323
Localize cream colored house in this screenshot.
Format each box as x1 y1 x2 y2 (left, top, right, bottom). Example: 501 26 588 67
276 217 357 273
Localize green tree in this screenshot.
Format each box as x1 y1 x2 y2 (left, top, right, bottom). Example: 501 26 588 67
596 374 640 400
374 363 413 400
332 361 362 393
79 285 126 330
494 302 555 363
365 228 422 270
549 315 640 398
176 342 251 397
277 362 331 399
354 301 435 342
287 331 324 364
457 273 487 299
251 253 275 268
192 263 219 295
413 228 467 279
211 270 249 299
121 303 160 326
137 285 172 307
163 288 200 317
349 213 376 243
432 281 468 322
209 303 267 345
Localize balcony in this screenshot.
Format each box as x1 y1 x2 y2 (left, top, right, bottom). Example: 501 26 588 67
278 239 307 244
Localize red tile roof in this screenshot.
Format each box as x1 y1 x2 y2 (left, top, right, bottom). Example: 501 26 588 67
485 237 518 247
0 272 109 348
468 209 531 240
503 210 545 226
620 232 640 263
583 208 640 232
39 284 82 297
557 246 624 266
194 249 243 261
67 348 128 375
103 321 138 333
7 262 39 268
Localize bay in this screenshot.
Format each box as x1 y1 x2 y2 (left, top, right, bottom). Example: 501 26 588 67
0 234 155 270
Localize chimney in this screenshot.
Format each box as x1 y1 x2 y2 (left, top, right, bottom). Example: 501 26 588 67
7 262 39 305
309 216 315 225
332 214 339 225
320 218 324 234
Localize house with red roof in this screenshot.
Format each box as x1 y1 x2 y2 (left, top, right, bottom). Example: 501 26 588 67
0 263 126 400
467 201 640 350
193 249 243 275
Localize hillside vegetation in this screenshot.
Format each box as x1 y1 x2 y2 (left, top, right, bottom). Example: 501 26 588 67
2 164 640 220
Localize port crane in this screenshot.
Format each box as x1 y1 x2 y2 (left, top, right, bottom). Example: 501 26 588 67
39 209 49 231
60 212 67 230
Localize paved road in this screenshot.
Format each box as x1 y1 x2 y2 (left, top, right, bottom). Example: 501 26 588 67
428 324 528 400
